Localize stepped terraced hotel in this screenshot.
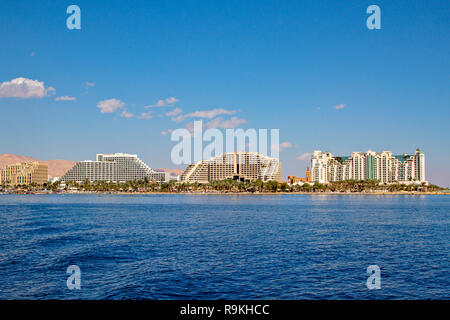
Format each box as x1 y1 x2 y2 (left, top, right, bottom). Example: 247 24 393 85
310 149 426 184
181 151 282 183
61 153 169 183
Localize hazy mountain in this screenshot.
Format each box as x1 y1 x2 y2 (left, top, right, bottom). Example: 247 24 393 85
155 168 184 176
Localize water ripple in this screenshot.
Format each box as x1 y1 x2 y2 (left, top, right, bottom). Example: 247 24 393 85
0 194 448 299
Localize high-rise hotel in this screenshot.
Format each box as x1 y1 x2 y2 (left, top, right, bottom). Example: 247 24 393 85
311 149 426 184
181 151 282 183
0 162 48 186
61 153 169 183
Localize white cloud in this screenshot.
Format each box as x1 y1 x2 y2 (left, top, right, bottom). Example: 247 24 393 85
0 77 55 99
139 111 153 119
97 98 125 114
145 97 179 108
273 141 294 152
204 116 246 129
172 108 238 122
161 129 174 136
296 152 312 161
156 97 178 107
83 82 96 93
334 104 346 110
166 107 182 117
120 110 134 118
183 117 246 135
55 96 76 101
271 142 294 153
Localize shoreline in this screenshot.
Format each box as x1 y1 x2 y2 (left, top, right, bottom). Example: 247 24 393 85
2 191 449 196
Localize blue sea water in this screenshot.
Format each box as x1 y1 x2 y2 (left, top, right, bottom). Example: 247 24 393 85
0 194 448 300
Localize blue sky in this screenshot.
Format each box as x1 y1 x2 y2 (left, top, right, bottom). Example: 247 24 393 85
0 0 449 186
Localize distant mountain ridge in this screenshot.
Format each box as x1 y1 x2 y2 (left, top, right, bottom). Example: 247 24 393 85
0 154 183 178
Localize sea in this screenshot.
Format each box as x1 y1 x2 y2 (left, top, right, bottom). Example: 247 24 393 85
0 194 448 299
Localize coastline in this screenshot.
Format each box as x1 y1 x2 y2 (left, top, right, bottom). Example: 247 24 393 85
109 191 450 195
2 191 449 196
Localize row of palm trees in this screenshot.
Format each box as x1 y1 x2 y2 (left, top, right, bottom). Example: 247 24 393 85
55 178 444 193
2 178 443 193
61 178 286 193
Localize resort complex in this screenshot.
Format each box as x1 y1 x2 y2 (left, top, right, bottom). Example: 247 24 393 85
0 149 440 193
60 153 170 183
310 149 426 184
0 162 48 186
181 151 282 183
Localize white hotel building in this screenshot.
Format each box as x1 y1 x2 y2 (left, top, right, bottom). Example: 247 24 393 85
61 153 170 183
311 149 426 184
181 151 282 183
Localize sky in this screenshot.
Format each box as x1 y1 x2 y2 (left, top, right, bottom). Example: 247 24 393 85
0 0 449 186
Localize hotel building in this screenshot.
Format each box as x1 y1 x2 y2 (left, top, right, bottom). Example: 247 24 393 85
61 153 169 183
181 151 282 183
288 167 311 185
0 162 48 186
311 149 426 184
